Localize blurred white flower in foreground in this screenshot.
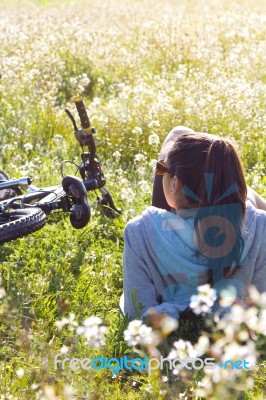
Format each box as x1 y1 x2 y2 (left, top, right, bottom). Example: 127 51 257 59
146 312 178 336
248 285 266 308
168 339 198 360
55 313 78 330
76 316 108 348
190 284 217 315
124 320 158 346
217 302 266 336
159 314 179 336
202 341 256 388
194 334 210 356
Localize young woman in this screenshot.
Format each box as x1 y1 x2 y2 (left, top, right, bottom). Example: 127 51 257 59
122 127 266 319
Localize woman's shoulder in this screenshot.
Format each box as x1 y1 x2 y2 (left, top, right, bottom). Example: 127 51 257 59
125 206 165 228
244 199 266 236
123 207 157 247
124 206 172 235
246 199 266 220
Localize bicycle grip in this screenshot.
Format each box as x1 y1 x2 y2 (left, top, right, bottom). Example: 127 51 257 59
73 96 91 131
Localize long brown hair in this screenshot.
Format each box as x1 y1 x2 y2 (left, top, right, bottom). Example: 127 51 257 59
166 132 247 276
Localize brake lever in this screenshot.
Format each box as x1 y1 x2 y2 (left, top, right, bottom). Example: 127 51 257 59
98 188 122 218
65 109 78 131
65 108 90 147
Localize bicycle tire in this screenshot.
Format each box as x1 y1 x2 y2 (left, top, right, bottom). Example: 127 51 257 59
0 208 46 244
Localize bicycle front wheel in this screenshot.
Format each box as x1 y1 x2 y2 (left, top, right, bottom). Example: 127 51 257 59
0 208 46 244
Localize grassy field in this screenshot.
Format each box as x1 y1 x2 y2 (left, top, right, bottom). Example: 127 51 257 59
0 0 266 398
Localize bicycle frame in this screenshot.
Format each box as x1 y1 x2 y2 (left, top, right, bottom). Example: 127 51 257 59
0 97 121 236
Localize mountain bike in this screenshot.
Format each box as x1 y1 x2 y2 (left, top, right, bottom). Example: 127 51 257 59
0 97 121 244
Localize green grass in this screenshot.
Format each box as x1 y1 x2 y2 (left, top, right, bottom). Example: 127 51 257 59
0 0 266 398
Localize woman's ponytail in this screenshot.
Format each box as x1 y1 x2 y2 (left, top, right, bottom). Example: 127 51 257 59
167 132 247 280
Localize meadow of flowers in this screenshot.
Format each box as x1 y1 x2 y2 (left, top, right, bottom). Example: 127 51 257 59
0 0 266 398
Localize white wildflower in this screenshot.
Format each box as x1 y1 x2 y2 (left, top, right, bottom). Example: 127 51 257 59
79 73 90 87
137 166 146 176
219 286 237 307
55 313 78 330
248 285 266 308
149 159 157 170
147 120 160 128
132 127 143 135
168 339 198 360
237 330 249 342
217 304 247 333
53 134 64 145
16 368 24 378
42 385 58 400
245 307 259 331
139 180 150 193
259 293 266 308
148 133 160 146
69 77 77 86
63 385 75 398
24 143 33 152
134 153 145 162
91 96 101 106
247 285 261 305
60 345 69 354
194 335 210 356
124 320 157 346
76 316 108 348
257 309 266 334
78 84 85 93
211 336 228 358
178 391 188 399
113 150 121 161
220 340 256 366
190 284 217 315
205 365 228 384
120 187 135 202
159 314 178 336
97 77 105 85
195 375 213 397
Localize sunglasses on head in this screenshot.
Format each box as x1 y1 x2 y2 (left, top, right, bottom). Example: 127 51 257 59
156 160 175 176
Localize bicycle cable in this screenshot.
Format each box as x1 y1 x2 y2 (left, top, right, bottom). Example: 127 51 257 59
60 160 80 178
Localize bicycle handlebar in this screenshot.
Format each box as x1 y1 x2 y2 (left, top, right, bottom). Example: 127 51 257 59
65 96 96 161
73 96 91 131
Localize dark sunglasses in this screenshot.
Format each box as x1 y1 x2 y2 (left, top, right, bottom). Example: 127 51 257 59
156 160 175 176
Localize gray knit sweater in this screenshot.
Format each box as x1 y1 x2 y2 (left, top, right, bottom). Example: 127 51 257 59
122 201 266 319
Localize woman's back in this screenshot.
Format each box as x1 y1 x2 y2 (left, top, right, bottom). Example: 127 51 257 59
122 128 266 320
123 201 266 319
